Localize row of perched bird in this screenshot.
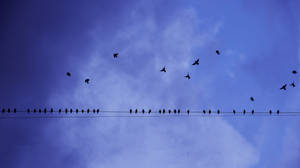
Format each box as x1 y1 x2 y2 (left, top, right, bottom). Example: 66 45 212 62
1 108 100 113
0 108 281 115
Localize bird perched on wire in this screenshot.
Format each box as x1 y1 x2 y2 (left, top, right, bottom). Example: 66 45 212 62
292 70 297 74
160 66 166 72
280 84 287 90
250 97 254 102
192 59 199 65
216 50 220 55
185 73 191 79
85 78 90 84
113 53 118 58
290 82 296 87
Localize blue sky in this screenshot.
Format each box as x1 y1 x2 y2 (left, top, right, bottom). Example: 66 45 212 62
0 0 300 167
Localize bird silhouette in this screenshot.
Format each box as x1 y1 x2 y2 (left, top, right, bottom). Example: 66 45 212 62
192 59 199 65
280 84 287 90
290 82 296 87
216 50 220 55
185 73 191 79
160 66 166 72
250 97 254 101
292 70 297 74
66 72 71 77
85 78 90 84
113 53 118 58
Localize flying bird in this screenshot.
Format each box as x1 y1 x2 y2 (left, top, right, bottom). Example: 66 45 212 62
66 72 71 77
113 53 118 58
85 78 90 84
185 73 191 79
292 70 297 74
192 59 199 65
290 82 296 87
250 97 254 101
280 84 287 90
216 50 220 55
160 66 166 72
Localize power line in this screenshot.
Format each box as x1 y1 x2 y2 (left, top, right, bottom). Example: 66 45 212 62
1 108 300 119
1 114 300 119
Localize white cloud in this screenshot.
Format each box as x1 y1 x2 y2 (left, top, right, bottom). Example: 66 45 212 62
47 6 259 168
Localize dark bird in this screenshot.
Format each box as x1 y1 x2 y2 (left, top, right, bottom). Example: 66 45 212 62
280 84 287 90
292 70 297 74
160 66 166 72
250 97 254 101
192 59 199 65
85 78 90 84
113 53 118 58
66 72 71 77
290 82 296 87
216 50 220 55
185 73 191 79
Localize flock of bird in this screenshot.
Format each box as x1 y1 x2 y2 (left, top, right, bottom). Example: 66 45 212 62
280 70 297 90
65 50 298 102
160 50 220 80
